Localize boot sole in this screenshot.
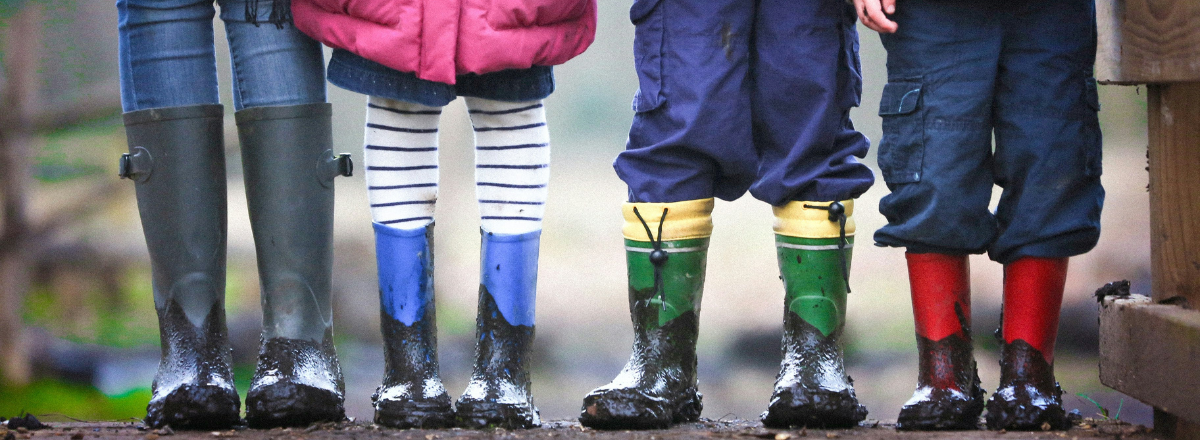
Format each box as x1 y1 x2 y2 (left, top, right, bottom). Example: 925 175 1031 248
146 384 241 430
245 381 346 428
579 387 702 430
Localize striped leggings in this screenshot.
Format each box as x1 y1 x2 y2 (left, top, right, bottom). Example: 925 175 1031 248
363 96 550 235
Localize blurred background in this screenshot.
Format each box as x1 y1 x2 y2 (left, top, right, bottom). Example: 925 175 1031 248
0 0 1152 427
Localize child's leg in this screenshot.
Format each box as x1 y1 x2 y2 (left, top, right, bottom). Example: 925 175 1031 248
985 0 1100 431
897 253 984 430
455 97 549 429
362 97 455 429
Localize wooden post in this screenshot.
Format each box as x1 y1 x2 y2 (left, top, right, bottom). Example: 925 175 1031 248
1145 82 1200 436
0 3 40 386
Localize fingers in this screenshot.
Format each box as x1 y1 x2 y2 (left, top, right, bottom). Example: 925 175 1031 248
858 0 899 34
882 0 896 14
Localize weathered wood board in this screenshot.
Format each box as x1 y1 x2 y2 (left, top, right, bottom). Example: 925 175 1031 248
1099 295 1200 425
1096 0 1200 84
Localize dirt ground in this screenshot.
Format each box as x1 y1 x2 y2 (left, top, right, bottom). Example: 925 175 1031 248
1 419 1157 440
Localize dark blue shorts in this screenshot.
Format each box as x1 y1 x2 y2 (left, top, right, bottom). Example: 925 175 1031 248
871 0 1104 263
326 49 554 107
613 0 875 205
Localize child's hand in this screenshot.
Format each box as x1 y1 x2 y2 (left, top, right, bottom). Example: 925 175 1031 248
854 0 898 34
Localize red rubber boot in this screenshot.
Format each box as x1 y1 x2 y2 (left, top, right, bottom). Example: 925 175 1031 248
896 253 984 430
986 257 1070 431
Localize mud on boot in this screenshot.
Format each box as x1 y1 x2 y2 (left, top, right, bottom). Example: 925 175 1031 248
372 224 455 429
455 288 540 429
760 315 867 429
581 201 712 430
579 311 704 430
146 302 241 430
245 334 346 428
896 335 985 430
121 105 241 430
985 340 1069 431
373 313 455 430
761 201 866 429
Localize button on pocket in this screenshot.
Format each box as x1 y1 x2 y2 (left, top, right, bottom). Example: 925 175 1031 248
878 79 925 184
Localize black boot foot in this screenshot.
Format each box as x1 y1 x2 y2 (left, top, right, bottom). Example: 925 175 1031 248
145 384 240 430
896 386 984 430
579 386 702 430
455 398 540 430
374 398 455 429
760 387 866 429
985 340 1070 431
245 381 346 428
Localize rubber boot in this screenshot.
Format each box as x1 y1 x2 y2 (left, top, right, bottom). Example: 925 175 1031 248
456 229 542 429
896 253 984 430
237 104 352 428
761 201 868 429
372 222 455 428
579 199 712 430
120 105 241 430
986 257 1070 431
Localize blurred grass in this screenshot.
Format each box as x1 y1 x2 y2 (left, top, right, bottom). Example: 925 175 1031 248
0 380 149 422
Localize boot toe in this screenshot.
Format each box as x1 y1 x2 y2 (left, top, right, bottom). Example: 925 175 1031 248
246 381 346 428
761 387 867 429
146 384 241 430
896 392 983 430
578 387 701 430
455 398 540 429
984 388 1069 431
374 397 455 429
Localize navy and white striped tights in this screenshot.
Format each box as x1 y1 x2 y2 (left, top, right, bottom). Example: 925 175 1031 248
363 96 550 235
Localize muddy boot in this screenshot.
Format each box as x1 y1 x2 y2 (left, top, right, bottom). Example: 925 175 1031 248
121 105 241 430
372 223 455 428
896 253 984 431
579 199 712 430
456 229 543 429
237 104 352 428
761 201 867 429
986 257 1070 431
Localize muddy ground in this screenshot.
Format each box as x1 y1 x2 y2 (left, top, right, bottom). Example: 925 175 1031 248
1 419 1156 440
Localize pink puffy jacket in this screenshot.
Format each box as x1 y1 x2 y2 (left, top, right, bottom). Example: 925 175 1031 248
292 0 597 85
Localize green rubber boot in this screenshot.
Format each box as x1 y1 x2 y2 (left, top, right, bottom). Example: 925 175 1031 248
237 104 353 428
580 199 713 430
761 200 868 429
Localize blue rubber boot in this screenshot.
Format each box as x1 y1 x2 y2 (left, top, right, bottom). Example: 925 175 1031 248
456 229 542 429
372 222 455 428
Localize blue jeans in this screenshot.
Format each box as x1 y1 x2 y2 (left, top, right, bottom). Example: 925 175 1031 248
871 0 1104 263
117 0 326 112
613 0 874 205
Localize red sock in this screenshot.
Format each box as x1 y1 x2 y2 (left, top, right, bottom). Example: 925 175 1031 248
907 253 971 342
1002 257 1068 363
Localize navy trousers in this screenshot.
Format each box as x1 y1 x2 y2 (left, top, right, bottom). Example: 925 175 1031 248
613 0 875 205
871 0 1104 264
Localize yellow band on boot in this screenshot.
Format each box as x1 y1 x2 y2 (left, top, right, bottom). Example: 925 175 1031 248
773 200 856 239
623 199 714 242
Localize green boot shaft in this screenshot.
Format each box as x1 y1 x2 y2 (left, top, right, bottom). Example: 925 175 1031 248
776 235 853 337
625 238 709 329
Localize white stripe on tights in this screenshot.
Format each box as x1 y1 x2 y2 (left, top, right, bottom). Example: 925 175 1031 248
364 96 441 229
466 97 550 235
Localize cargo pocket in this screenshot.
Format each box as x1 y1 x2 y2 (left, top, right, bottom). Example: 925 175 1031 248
1082 77 1102 176
630 0 665 112
837 3 862 109
877 79 925 184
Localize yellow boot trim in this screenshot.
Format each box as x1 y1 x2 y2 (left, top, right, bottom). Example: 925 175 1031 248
773 200 856 239
623 199 715 242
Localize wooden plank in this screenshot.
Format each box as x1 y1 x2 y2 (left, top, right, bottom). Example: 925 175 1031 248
1095 0 1126 83
1148 83 1200 306
1099 295 1200 425
1097 0 1200 83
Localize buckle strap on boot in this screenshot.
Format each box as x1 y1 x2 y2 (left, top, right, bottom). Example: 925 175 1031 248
119 147 154 182
318 151 354 188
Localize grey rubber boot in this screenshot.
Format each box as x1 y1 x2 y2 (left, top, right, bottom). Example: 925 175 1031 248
120 104 241 430
236 103 353 428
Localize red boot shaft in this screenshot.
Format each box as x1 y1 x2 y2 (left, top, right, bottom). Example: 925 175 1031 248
907 253 972 342
1001 257 1068 363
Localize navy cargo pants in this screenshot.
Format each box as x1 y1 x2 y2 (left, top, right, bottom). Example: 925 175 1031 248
613 0 875 205
871 0 1105 264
